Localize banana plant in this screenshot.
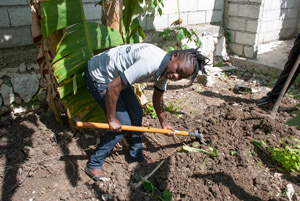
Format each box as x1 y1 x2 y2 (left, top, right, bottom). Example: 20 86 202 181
41 0 123 123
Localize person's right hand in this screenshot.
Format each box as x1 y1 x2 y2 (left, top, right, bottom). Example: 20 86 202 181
108 118 122 132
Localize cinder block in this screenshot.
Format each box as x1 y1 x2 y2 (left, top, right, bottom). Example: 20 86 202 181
8 7 32 27
235 32 256 45
228 43 243 55
0 8 10 28
271 0 281 10
249 0 262 3
198 0 215 11
228 0 246 2
206 10 222 24
83 3 102 21
280 0 296 9
138 15 147 30
260 20 281 32
280 8 299 19
226 17 246 31
279 28 297 39
262 10 280 22
282 18 297 29
148 14 168 30
263 0 272 11
188 11 206 25
169 13 188 27
214 0 224 10
180 0 198 12
228 3 238 16
0 27 32 48
161 0 178 14
246 20 259 32
238 4 261 18
244 45 257 58
259 32 280 43
0 0 27 6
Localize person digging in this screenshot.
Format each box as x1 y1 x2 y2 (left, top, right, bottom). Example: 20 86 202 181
83 43 209 181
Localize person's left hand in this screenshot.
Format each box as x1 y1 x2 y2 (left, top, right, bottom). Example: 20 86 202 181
161 122 175 136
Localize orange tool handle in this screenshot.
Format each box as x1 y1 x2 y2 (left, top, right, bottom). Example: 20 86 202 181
76 121 189 136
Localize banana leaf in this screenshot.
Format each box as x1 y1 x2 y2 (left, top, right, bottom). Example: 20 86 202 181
41 0 123 123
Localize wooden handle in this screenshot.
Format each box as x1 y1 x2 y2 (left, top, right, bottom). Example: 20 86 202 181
76 121 189 136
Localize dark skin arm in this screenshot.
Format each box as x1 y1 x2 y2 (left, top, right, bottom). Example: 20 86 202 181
105 75 127 132
153 88 175 135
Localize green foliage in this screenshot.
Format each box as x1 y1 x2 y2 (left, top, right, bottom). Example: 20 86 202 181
157 190 173 201
215 61 223 67
142 101 157 119
224 31 231 44
143 100 183 118
141 176 155 193
159 27 202 50
141 176 173 201
253 138 300 173
164 101 182 117
41 0 123 123
286 103 300 129
180 145 219 158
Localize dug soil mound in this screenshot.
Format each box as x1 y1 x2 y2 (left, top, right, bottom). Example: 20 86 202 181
1 68 300 201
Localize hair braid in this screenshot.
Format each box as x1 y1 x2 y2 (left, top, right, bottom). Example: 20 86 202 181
169 48 210 84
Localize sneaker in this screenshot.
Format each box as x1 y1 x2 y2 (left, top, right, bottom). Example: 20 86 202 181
256 96 275 106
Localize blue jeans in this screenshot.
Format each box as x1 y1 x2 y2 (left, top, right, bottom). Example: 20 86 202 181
84 69 144 169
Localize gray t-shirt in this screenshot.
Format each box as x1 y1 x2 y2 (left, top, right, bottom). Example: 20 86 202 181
87 43 170 91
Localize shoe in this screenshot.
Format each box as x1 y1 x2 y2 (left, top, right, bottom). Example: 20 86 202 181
256 96 275 106
84 166 104 181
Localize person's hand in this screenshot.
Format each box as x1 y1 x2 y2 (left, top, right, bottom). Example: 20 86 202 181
108 118 122 132
161 122 175 136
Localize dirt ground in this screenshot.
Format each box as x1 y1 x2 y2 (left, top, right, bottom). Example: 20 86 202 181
1 64 300 201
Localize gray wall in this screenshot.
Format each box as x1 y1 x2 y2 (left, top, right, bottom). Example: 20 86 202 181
0 0 224 49
224 0 300 58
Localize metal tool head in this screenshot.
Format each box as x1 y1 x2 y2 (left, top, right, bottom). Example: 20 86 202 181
189 130 207 145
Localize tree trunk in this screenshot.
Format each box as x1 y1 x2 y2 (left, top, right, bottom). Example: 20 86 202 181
102 0 123 35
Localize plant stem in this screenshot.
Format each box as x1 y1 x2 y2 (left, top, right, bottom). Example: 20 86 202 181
177 0 180 19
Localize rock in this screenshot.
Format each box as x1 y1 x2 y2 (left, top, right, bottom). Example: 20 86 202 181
11 72 39 103
0 84 15 106
23 146 36 158
0 67 18 78
19 63 27 72
215 36 229 60
197 73 215 87
13 106 27 115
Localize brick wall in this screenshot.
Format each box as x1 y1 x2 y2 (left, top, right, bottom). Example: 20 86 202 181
0 0 224 49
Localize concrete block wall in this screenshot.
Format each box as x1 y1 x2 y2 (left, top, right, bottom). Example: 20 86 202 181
224 0 263 58
259 0 300 44
140 0 224 31
225 0 300 58
0 0 224 49
0 0 102 49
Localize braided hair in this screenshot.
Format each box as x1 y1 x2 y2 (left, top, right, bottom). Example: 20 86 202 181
169 49 210 84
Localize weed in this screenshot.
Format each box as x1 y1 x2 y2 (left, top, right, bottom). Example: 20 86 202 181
141 176 173 201
286 100 300 129
164 101 183 117
180 145 219 158
215 61 223 67
142 101 157 119
159 27 202 50
252 137 300 173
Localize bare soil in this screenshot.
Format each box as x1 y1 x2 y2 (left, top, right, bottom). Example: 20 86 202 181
1 67 300 201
